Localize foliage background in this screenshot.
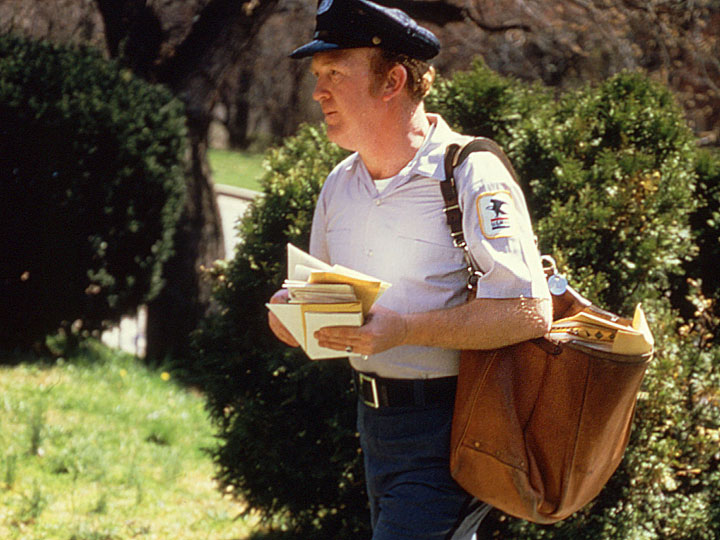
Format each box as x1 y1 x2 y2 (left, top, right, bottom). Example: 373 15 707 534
2 23 718 540
0 35 187 350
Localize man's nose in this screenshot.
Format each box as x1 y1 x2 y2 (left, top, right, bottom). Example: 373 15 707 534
312 79 329 102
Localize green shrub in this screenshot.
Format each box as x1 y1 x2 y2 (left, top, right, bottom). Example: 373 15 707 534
190 124 364 537
425 58 552 154
528 73 698 314
0 34 187 349
691 148 720 303
194 64 718 538
425 58 555 209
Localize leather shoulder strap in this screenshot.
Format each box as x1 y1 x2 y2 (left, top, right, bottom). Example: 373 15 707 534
441 137 519 287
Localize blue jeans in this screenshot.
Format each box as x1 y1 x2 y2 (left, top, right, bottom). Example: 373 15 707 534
357 400 491 539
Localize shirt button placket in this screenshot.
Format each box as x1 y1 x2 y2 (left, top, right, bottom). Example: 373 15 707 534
366 197 381 258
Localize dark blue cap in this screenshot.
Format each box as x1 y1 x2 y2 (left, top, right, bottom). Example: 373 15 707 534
290 0 440 61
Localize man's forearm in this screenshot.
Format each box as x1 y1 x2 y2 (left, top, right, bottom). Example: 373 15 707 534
402 296 552 351
315 296 552 356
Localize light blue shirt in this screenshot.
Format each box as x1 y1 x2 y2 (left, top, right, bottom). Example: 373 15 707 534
310 114 549 378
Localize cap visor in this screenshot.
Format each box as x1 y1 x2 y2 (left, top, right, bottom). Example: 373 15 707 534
289 39 340 59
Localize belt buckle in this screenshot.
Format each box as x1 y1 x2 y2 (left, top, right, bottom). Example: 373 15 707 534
358 373 380 409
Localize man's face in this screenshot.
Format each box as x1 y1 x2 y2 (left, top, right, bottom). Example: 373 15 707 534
310 48 384 151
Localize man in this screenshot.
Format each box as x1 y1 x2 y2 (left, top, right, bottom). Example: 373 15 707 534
268 0 552 538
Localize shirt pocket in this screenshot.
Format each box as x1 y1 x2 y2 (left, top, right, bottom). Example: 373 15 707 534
395 235 467 312
396 235 465 278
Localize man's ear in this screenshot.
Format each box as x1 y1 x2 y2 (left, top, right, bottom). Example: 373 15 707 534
381 64 408 102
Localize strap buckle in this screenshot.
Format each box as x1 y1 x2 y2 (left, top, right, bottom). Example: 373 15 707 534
450 231 467 249
467 269 482 290
358 373 380 409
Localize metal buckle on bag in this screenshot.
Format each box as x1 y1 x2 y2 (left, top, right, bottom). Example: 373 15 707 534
358 373 380 409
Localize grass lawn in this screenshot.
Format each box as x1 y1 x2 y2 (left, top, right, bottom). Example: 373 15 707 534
208 148 265 192
0 341 261 540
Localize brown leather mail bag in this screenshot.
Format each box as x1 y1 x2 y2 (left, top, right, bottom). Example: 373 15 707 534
442 139 653 524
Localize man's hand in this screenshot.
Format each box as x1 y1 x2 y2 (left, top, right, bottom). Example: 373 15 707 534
314 304 408 356
267 289 300 347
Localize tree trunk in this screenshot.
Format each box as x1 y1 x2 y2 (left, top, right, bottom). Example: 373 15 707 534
144 117 224 361
93 0 280 360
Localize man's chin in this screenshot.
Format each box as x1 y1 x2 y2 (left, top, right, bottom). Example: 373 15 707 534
326 127 354 151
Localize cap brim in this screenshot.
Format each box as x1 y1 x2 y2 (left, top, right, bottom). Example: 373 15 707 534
289 39 341 59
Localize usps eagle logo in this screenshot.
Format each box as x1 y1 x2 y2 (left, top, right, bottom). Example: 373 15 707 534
476 190 517 238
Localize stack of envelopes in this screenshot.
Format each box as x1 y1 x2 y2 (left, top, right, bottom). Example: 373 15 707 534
267 244 391 359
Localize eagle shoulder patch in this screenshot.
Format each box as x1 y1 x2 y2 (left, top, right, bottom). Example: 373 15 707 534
476 190 517 239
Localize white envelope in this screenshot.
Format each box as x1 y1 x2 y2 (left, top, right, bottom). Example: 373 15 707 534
304 311 363 359
266 302 363 360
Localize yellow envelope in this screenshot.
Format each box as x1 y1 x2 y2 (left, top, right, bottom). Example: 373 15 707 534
551 303 653 356
612 304 654 356
308 272 382 316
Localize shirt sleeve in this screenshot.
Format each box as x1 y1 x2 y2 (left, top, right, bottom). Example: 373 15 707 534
456 151 550 301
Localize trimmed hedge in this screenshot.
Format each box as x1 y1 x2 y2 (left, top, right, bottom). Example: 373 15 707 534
0 34 187 349
190 124 361 537
193 63 720 538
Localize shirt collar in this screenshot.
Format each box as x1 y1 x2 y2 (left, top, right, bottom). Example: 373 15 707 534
346 113 460 185
407 113 458 181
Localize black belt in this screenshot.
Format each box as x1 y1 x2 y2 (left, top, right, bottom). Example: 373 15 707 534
353 371 457 409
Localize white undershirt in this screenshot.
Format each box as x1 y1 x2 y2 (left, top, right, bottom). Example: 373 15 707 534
374 177 393 193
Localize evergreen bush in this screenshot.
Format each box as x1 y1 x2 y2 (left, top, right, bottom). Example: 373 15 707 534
691 148 720 303
425 58 552 152
190 124 365 537
0 34 187 349
528 73 698 314
195 63 719 538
